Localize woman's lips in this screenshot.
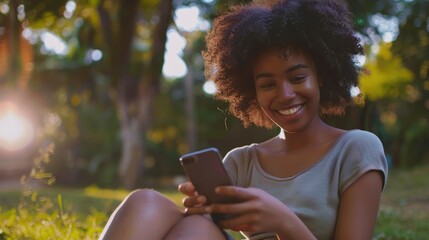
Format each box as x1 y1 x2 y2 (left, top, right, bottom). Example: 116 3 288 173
277 104 304 116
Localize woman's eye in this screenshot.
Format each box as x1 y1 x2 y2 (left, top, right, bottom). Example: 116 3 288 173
291 75 306 83
258 82 275 89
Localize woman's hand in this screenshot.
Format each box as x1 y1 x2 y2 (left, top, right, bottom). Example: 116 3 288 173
177 181 208 215
207 186 299 236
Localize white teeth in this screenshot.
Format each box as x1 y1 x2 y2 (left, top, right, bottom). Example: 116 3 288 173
278 105 302 116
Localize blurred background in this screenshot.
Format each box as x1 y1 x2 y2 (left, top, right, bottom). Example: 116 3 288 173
0 0 428 191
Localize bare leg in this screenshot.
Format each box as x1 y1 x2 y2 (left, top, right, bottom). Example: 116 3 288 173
164 214 227 240
99 189 184 240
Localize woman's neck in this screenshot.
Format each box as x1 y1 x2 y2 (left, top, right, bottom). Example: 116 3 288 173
278 122 339 151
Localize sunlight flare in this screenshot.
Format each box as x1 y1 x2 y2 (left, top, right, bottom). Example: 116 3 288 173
0 103 35 151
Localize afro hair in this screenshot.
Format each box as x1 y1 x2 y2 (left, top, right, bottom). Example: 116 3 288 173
203 0 364 128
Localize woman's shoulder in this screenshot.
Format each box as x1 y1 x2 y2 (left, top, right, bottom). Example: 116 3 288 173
335 129 388 192
334 129 387 172
224 143 258 161
326 129 385 161
224 134 280 160
222 143 259 186
340 129 383 146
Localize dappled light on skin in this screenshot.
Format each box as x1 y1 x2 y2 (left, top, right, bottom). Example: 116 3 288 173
0 102 35 151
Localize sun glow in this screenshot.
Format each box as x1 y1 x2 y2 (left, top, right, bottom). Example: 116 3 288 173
0 103 35 151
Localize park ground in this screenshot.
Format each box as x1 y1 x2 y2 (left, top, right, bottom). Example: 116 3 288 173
0 164 428 239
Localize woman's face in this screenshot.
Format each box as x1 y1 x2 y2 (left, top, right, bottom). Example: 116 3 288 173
253 48 321 133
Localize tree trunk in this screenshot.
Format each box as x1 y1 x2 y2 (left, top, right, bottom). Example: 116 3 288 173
117 99 144 188
1 0 22 87
97 0 173 188
116 0 173 189
185 65 196 151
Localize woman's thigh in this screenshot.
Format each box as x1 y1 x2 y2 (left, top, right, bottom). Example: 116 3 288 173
164 214 227 240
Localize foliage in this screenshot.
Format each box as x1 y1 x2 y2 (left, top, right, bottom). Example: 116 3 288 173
360 42 413 101
389 0 429 167
351 0 429 167
0 141 111 239
0 202 107 240
399 120 429 167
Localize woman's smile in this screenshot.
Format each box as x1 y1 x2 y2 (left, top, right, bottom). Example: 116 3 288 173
277 104 304 116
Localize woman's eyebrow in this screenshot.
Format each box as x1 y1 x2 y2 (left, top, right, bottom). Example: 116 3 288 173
254 72 274 81
254 64 309 81
285 64 309 73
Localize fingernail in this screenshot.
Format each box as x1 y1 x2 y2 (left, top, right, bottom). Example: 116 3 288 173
197 196 205 203
205 206 212 213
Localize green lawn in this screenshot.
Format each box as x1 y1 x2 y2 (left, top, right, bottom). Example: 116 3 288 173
1 165 428 239
374 165 429 239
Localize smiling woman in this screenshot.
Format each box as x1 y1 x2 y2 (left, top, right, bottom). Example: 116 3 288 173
0 102 35 151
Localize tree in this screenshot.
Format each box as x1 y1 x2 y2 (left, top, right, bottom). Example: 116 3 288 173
0 0 33 89
360 42 413 101
349 0 429 166
94 0 173 188
389 0 429 166
3 0 175 188
77 0 174 188
0 0 37 179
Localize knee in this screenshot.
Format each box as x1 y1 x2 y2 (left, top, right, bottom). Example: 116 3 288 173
165 215 225 240
120 188 178 212
123 188 164 206
127 188 161 200
182 215 220 230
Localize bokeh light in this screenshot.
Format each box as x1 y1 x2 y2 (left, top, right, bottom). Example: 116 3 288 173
203 80 217 95
0 102 35 151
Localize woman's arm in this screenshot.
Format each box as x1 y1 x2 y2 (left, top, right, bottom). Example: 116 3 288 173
335 170 383 239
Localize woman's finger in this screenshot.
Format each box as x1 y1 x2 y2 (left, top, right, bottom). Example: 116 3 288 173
182 195 207 208
178 181 196 196
184 206 210 215
207 200 255 215
215 186 260 201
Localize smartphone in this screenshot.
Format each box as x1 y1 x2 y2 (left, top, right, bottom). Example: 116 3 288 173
179 147 235 223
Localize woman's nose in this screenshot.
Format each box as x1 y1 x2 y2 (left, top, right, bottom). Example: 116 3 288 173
278 81 296 100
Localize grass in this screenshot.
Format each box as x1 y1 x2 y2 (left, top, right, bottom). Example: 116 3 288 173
1 165 428 240
373 164 429 240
